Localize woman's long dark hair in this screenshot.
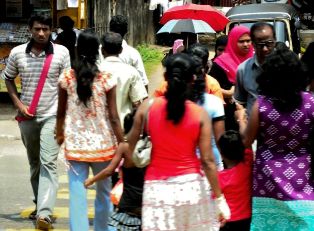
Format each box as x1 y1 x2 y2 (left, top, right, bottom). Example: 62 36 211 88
257 46 307 112
186 44 209 104
164 53 196 124
73 31 99 106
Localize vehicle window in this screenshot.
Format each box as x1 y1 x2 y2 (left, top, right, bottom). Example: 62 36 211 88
229 21 288 43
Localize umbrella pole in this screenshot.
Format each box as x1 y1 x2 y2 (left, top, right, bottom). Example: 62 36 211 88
187 34 189 48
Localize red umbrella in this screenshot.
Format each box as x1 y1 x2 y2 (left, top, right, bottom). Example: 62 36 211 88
160 3 229 32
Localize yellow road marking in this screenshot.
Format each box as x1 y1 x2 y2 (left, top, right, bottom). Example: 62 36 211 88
58 174 96 184
58 175 68 184
57 188 96 200
20 207 94 219
6 229 69 231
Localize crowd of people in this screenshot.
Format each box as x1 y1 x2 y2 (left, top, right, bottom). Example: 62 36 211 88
2 12 314 231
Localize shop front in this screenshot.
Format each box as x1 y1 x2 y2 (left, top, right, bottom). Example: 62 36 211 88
0 0 87 92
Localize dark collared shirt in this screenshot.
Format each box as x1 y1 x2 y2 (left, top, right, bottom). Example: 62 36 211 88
234 55 263 115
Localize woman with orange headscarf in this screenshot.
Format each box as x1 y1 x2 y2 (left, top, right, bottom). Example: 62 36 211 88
209 26 253 130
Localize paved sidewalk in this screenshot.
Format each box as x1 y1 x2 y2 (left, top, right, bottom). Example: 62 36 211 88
148 63 164 97
0 96 20 140
0 120 21 140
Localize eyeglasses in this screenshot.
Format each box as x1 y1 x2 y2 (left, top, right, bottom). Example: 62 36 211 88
254 40 275 49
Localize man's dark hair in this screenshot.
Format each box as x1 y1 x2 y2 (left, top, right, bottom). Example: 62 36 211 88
101 32 123 55
59 16 74 30
250 22 276 42
109 15 128 38
28 15 52 29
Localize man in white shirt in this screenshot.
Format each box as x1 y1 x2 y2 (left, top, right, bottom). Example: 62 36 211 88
99 32 148 124
109 15 149 90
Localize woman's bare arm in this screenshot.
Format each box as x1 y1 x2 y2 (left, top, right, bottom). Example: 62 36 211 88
212 120 225 145
84 146 124 187
236 100 259 147
56 85 68 145
198 108 222 198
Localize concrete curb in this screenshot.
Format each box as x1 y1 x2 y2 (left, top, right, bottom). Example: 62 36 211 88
0 134 21 140
0 120 21 141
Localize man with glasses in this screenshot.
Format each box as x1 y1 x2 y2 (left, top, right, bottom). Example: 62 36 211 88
234 22 276 116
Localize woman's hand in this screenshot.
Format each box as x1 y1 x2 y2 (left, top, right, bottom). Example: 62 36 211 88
215 195 231 221
234 103 247 123
84 178 95 188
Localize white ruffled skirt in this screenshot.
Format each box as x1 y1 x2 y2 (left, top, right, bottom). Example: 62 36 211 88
142 173 220 231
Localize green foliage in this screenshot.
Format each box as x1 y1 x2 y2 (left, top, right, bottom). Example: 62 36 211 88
137 44 164 63
137 44 164 78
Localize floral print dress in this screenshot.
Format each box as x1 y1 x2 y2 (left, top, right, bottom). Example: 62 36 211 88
58 69 117 162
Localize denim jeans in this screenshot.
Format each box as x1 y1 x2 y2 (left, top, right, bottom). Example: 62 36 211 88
68 160 113 231
19 116 59 218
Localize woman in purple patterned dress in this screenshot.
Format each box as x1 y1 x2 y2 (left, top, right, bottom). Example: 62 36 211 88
236 46 314 230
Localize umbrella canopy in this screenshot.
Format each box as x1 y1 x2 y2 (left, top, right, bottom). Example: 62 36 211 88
160 3 229 32
157 19 216 34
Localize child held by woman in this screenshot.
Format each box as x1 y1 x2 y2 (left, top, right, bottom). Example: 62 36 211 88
218 130 253 231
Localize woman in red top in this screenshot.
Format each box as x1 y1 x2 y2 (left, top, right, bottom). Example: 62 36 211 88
116 53 230 230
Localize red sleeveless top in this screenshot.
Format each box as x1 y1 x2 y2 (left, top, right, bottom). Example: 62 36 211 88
145 97 202 180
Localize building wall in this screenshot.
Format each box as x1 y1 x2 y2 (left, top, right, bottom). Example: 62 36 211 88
200 0 252 6
92 0 155 46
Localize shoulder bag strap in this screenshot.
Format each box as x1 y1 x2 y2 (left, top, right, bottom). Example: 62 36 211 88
28 54 53 115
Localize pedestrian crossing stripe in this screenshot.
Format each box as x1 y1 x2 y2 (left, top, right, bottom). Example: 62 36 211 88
17 173 97 229
58 174 68 184
58 174 97 184
20 173 98 218
6 229 69 231
20 207 95 219
5 228 69 231
58 173 97 199
57 187 96 200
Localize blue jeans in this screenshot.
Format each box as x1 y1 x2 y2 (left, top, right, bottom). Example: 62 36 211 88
19 116 59 218
68 160 113 231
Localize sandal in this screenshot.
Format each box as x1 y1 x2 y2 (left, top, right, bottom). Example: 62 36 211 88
36 216 52 230
28 209 37 220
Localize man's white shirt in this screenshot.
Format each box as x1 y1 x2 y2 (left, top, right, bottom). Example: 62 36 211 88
99 56 147 123
98 40 149 86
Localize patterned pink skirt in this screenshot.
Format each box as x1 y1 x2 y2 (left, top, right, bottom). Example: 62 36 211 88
142 173 220 231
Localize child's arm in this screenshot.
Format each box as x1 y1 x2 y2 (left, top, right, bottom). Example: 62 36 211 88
84 143 126 188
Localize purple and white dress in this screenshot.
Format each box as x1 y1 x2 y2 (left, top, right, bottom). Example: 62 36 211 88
251 92 314 230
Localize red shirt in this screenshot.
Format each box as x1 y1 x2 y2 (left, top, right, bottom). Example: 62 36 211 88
218 149 253 221
145 97 202 180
